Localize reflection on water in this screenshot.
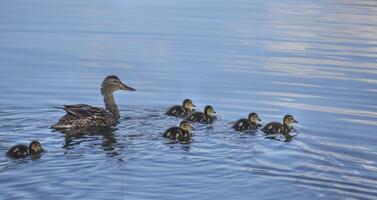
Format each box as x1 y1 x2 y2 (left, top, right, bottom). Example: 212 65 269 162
1 0 377 199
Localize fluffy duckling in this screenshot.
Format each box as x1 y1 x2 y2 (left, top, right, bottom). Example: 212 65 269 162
184 105 216 124
232 112 261 132
165 99 196 118
6 141 43 159
52 75 136 130
261 115 298 137
163 120 193 142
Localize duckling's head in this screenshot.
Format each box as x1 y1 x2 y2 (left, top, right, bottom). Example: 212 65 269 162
183 99 196 111
283 115 298 127
29 141 43 155
204 105 216 117
101 75 136 96
180 120 193 133
248 112 261 124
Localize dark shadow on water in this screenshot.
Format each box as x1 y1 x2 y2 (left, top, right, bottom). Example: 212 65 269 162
264 130 299 143
164 141 192 152
53 127 121 157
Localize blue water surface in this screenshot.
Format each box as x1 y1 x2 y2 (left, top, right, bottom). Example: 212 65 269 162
1 0 377 199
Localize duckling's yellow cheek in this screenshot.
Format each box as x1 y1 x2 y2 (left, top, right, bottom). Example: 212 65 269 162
33 145 42 153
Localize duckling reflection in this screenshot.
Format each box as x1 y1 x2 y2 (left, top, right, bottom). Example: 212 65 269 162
261 115 298 142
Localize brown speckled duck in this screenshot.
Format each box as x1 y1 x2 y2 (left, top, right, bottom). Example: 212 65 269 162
232 112 261 132
7 141 43 159
184 105 216 124
52 75 136 130
261 115 298 138
163 120 193 142
165 99 196 118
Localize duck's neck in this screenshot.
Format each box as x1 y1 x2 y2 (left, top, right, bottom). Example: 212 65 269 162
250 121 258 129
104 94 120 119
283 124 291 134
206 114 215 124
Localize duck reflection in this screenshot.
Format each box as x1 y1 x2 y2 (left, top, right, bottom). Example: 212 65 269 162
56 127 120 157
164 141 192 152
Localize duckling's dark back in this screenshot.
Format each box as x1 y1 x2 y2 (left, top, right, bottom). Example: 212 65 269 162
163 127 191 141
262 122 285 134
7 145 29 159
233 118 256 132
166 105 187 118
185 112 207 123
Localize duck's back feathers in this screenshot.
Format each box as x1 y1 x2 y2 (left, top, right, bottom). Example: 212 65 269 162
262 122 286 134
59 104 107 118
185 112 207 123
7 145 29 159
166 105 187 118
233 118 258 132
52 104 116 130
163 127 191 141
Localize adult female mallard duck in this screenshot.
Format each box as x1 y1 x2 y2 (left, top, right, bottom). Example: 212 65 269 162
52 75 136 130
163 120 193 142
166 99 196 118
261 115 298 139
232 112 261 132
7 141 43 159
184 105 216 124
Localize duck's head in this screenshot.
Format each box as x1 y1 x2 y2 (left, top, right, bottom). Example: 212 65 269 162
180 120 193 133
29 141 43 155
248 112 261 124
283 115 298 127
101 75 136 96
183 99 196 111
204 105 216 117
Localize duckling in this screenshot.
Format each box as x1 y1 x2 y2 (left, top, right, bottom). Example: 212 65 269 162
166 99 196 118
6 141 43 159
52 75 136 130
163 120 193 142
184 105 216 124
232 112 261 132
261 115 298 137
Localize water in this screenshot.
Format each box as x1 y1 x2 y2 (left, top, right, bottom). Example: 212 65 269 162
1 0 377 199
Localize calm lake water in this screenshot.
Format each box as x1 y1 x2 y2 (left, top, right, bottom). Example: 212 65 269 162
1 0 377 199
